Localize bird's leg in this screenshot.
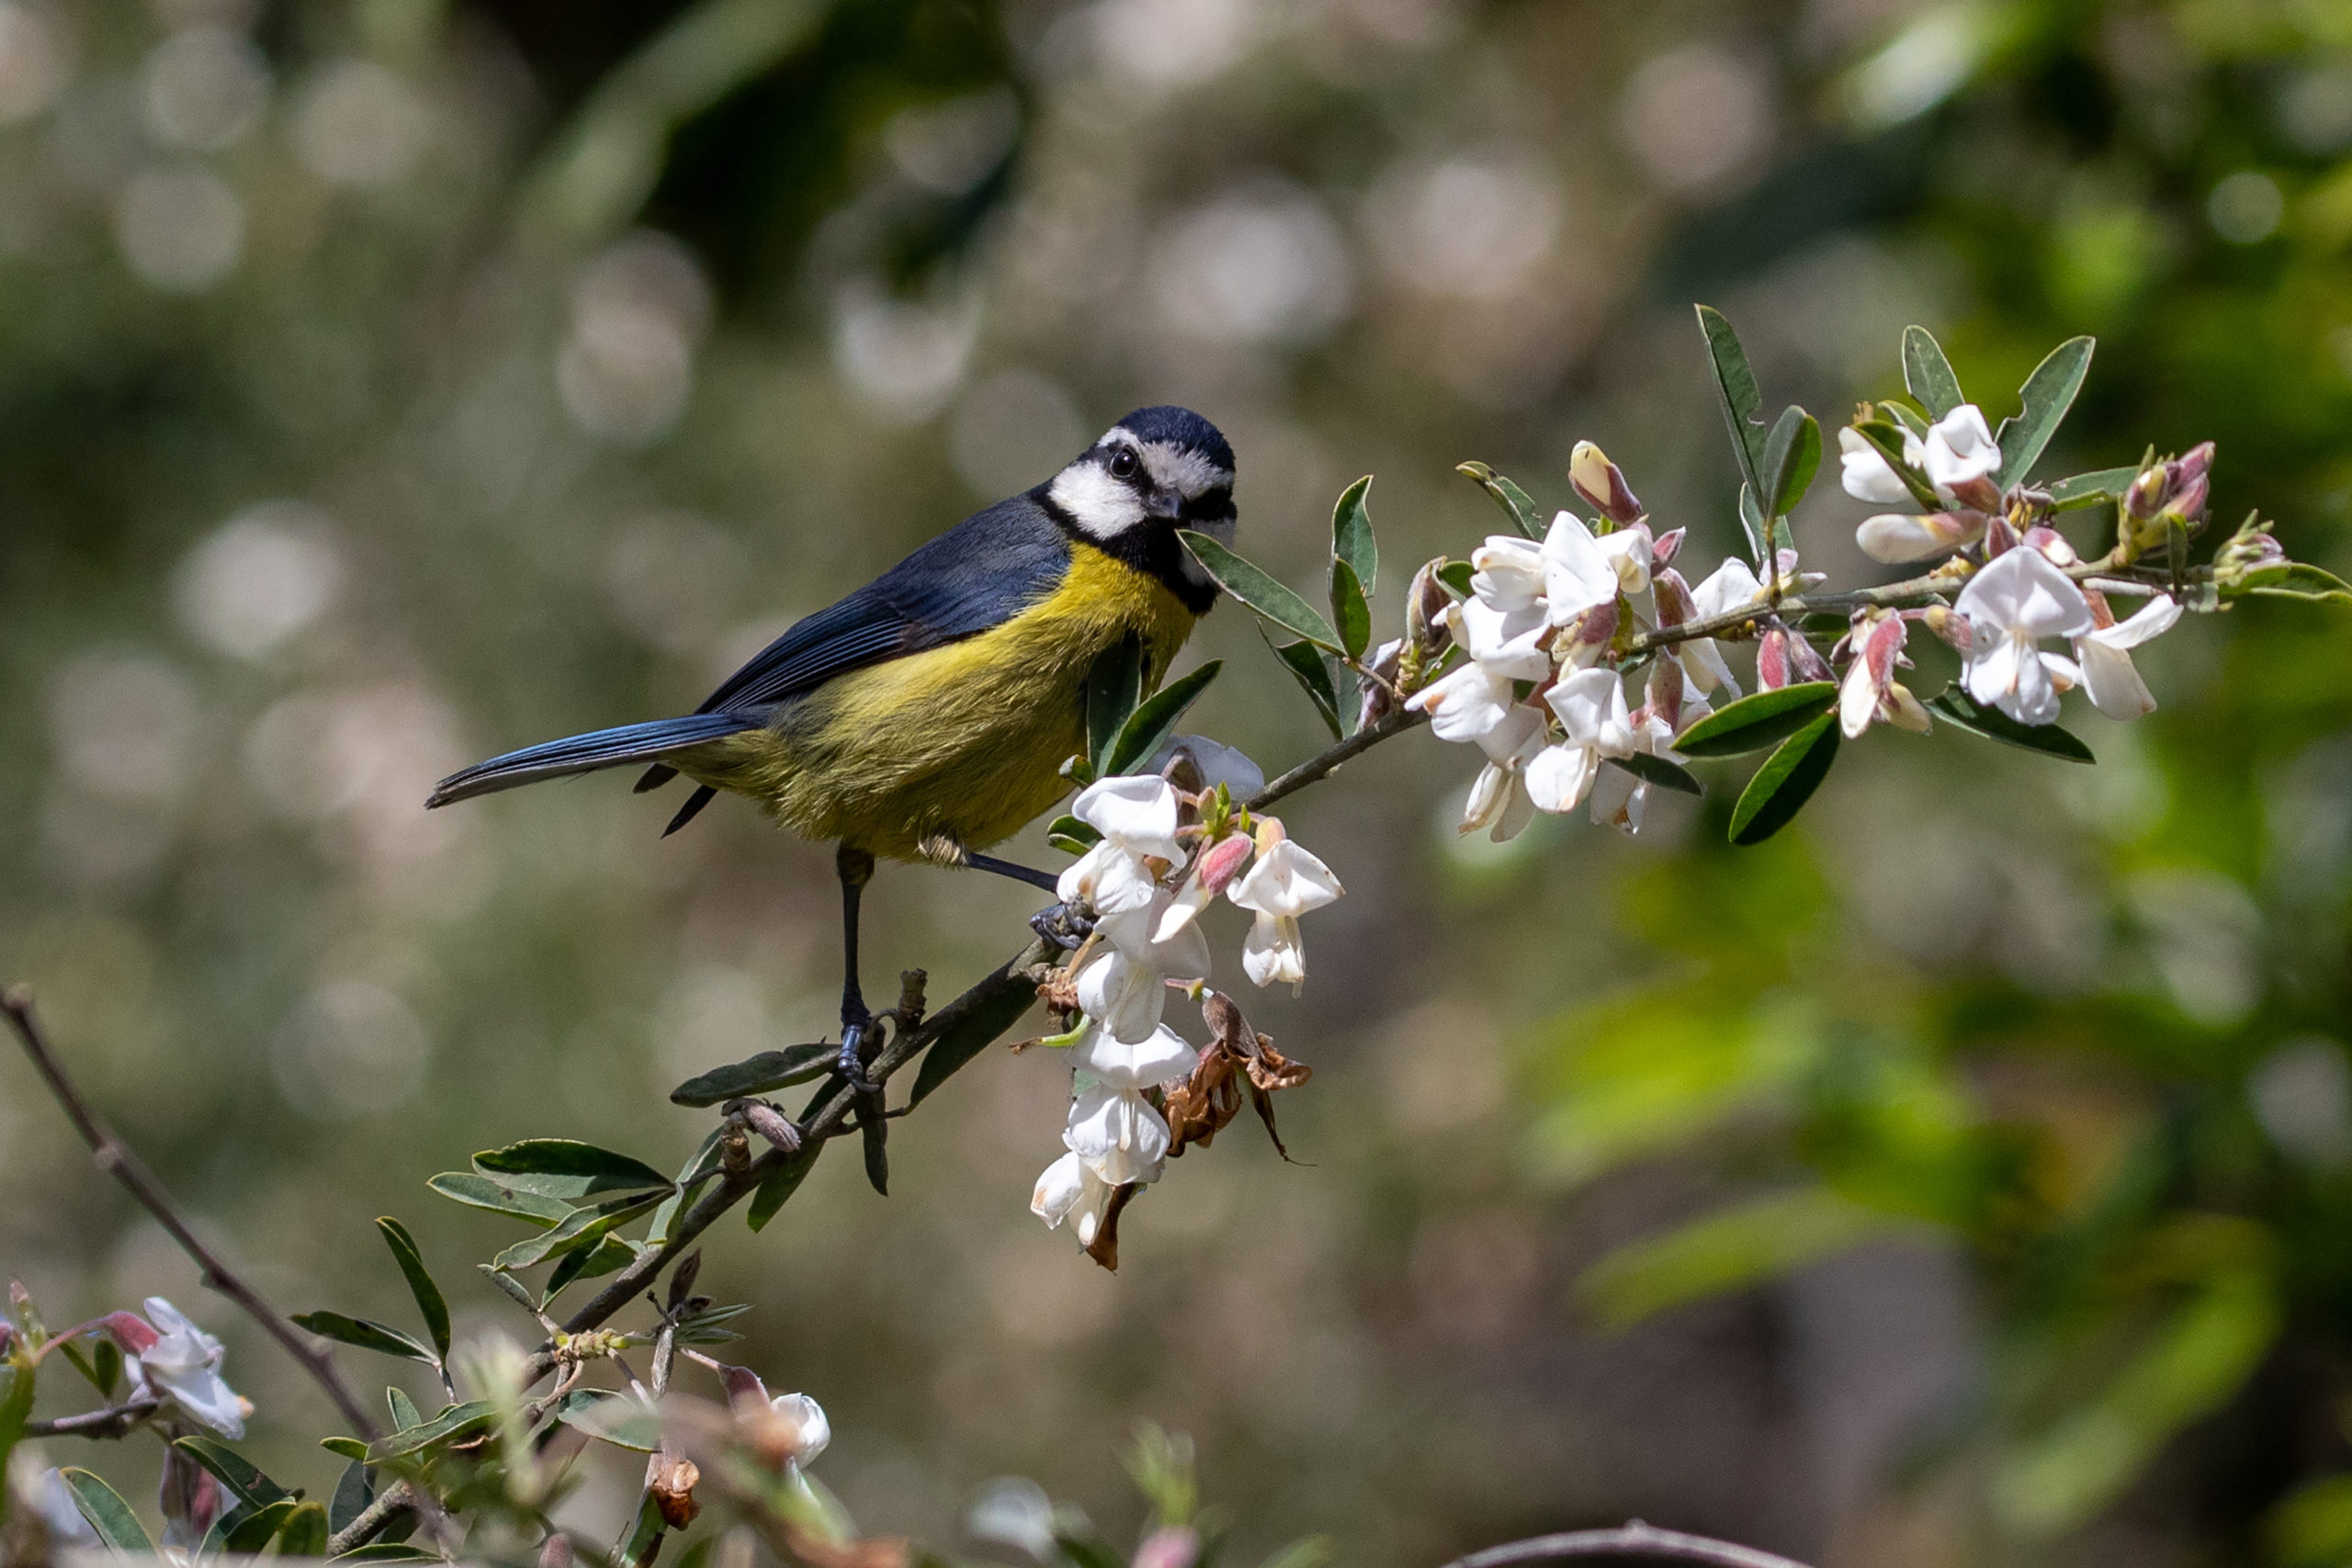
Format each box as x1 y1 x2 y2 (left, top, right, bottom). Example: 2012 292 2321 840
955 849 1092 950
834 844 877 1090
965 852 1061 893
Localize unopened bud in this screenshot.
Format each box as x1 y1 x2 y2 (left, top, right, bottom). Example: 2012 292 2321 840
2164 471 2208 525
1653 568 1696 627
1569 440 1644 524
741 1101 802 1155
1856 509 1986 564
540 1534 576 1568
1758 627 1790 691
2124 463 2171 523
2173 439 2215 487
2213 515 2288 590
1645 658 1683 732
1920 604 1973 653
1652 526 1685 570
2024 525 2077 566
1946 474 2004 515
1983 514 2020 558
1407 558 1452 655
1252 816 1287 855
1134 1527 1204 1568
1193 831 1255 897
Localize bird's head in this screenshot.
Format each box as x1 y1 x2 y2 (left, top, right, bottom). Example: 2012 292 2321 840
1041 406 1236 613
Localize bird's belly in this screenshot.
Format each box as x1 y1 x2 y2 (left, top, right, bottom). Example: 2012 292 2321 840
683 548 1195 861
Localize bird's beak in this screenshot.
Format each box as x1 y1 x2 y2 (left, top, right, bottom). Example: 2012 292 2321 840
1144 492 1183 523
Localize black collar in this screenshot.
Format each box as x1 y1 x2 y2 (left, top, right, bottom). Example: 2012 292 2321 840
1033 489 1225 616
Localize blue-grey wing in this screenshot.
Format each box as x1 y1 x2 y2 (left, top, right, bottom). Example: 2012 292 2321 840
693 492 1071 715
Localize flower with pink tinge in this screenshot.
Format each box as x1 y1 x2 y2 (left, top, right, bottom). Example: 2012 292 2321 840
1154 830 1255 942
2073 591 2181 720
1855 508 1986 564
1032 1150 1117 1246
1954 547 2093 725
107 1298 248 1438
1922 403 2002 497
1227 822 1344 991
1838 609 1930 739
1058 775 1185 916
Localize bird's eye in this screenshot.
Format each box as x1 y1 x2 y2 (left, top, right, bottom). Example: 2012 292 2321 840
1109 448 1141 481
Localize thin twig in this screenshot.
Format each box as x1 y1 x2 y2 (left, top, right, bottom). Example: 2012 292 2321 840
1434 1521 1813 1568
23 1394 162 1439
1 986 383 1442
1247 707 1426 814
325 1479 416 1558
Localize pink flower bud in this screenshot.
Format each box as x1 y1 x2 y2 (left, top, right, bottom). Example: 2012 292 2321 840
1920 604 1973 653
1408 558 1453 655
2165 471 2208 524
1652 527 1685 570
1758 627 1791 690
1945 473 2004 514
1983 514 2020 558
1193 830 1254 897
97 1311 160 1355
1135 1527 1203 1568
2025 525 2077 566
2173 439 2214 487
1645 658 1683 732
2124 463 2171 522
1569 440 1644 524
1652 568 1696 627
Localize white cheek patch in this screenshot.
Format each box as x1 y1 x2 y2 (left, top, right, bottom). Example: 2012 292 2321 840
1050 464 1148 538
1138 441 1230 500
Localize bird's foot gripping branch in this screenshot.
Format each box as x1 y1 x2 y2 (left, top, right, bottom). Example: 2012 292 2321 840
5 308 2345 1567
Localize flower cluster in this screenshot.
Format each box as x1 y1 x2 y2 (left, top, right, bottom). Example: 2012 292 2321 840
1033 747 1340 1259
96 1296 251 1438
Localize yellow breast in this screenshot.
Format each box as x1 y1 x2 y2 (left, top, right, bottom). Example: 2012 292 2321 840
680 544 1198 861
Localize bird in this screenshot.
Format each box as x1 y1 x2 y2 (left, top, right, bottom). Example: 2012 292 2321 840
426 405 1236 1095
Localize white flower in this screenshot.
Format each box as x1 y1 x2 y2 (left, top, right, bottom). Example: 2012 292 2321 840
1147 734 1264 799
1596 523 1653 597
1923 403 2002 494
132 1297 247 1438
1525 668 1637 814
1407 660 1544 761
1450 595 1553 680
2074 592 2182 720
1079 888 1210 1042
1226 826 1344 991
1689 557 1764 620
1063 1021 1195 1183
768 1392 830 1467
1954 547 2093 726
1535 511 1623 625
1057 775 1184 916
1461 756 1539 843
1468 534 1545 611
1153 833 1254 942
1855 508 1989 563
1033 1149 1119 1245
1839 424 1924 504
969 1478 1061 1563
1838 609 1931 738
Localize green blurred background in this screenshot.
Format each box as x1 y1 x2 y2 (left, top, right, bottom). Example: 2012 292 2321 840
6 0 2352 1562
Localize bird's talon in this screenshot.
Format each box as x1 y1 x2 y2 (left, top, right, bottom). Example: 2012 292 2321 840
1029 901 1094 951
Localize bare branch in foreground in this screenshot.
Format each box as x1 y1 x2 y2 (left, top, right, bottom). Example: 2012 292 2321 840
1435 1521 1813 1568
1 986 383 1442
23 1393 161 1439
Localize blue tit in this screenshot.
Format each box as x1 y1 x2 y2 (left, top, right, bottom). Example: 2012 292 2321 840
426 406 1237 1093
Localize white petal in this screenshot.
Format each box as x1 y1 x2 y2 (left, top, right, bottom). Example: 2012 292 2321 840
1069 774 1184 859
1148 734 1265 798
1073 950 1168 1043
1524 742 1599 814
1956 546 2093 640
1240 911 1306 989
2091 592 2182 651
1539 511 1620 622
1469 536 1546 612
1032 1150 1088 1226
1065 1083 1170 1184
1838 426 1917 505
1099 887 1211 977
1457 596 1554 681
1227 838 1344 919
1544 666 1629 745
1597 528 1653 595
1855 511 1985 563
768 1393 829 1465
1678 637 1740 697
1070 1021 1198 1089
2076 637 2156 720
1689 557 1763 619
1839 648 1883 738
1408 661 1517 745
1923 403 2001 490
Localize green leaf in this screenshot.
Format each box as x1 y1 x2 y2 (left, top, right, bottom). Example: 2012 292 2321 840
616 1491 667 1568
1434 559 1474 598
1086 634 1145 778
223 1497 299 1554
366 1399 498 1462
1996 335 2095 490
1580 1189 1905 1326
1454 461 1544 537
1256 1539 1337 1568
293 1312 439 1366
337 1545 443 1562
1329 558 1371 660
1268 635 1342 740
544 1235 638 1301
1670 682 1838 758
555 1389 662 1452
673 1302 752 1346
1046 813 1102 856
2244 562 2352 603
330 1460 375 1534
386 1387 422 1433
373 1218 450 1361
1882 400 1929 436
1695 305 1770 542
1901 324 1965 418
2047 466 2140 509
60 1468 153 1553
1055 1530 1130 1568
1925 686 2095 762
746 1146 818 1232
1107 660 1224 776
320 1436 369 1461
492 1189 671 1269
1728 714 1841 845
0 1359 34 1507
669 1045 835 1107
1330 474 1377 594
425 1171 572 1226
1761 406 1821 521
1609 753 1702 797
277 1500 331 1558
172 1436 292 1509
908 964 1045 1108
1849 420 1944 511
1177 531 1341 650
472 1139 671 1198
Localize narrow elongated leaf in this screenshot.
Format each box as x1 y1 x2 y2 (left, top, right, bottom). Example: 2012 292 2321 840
544 1234 638 1301
60 1468 153 1552
473 1139 672 1198
1331 475 1377 593
492 1189 669 1269
1329 558 1372 660
2245 562 2352 603
1107 660 1224 776
1454 461 1544 537
1762 406 1821 520
426 1171 571 1226
337 1545 443 1562
222 1497 298 1554
366 1399 498 1462
1926 687 2095 761
386 1387 422 1432
908 963 1046 1108
1728 715 1841 844
277 1500 331 1558
1901 324 1965 417
172 1436 291 1509
1435 560 1474 598
555 1389 662 1452
669 1045 834 1107
1883 400 1929 436
293 1312 438 1366
747 1147 819 1232
1086 634 1144 777
1178 532 1340 650
320 1436 369 1461
331 1459 375 1534
1996 335 2096 490
673 1302 752 1346
1850 421 1944 510
1610 753 1702 797
374 1218 449 1361
2048 466 2140 509
1269 635 1342 739
1671 682 1838 758
1696 305 1770 522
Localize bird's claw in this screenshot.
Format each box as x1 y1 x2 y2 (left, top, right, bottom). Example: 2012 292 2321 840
836 1011 879 1095
1029 901 1095 951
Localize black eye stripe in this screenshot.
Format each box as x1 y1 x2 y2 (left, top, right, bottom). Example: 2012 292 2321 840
1180 485 1233 523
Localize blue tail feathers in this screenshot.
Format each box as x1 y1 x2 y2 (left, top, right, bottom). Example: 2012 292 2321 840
424 714 758 808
